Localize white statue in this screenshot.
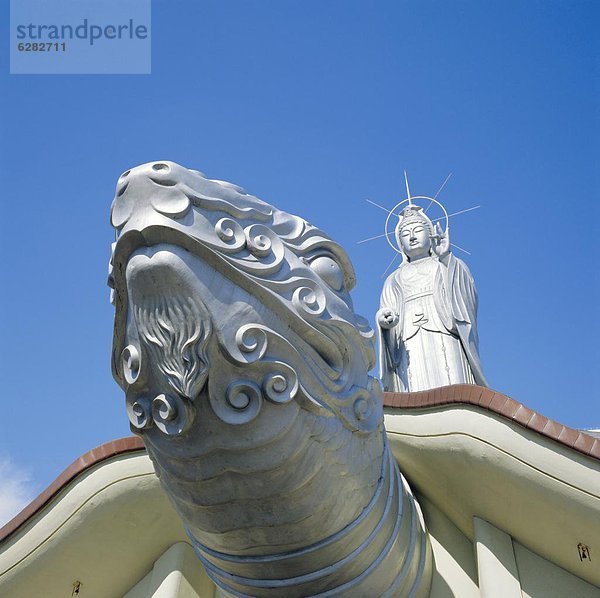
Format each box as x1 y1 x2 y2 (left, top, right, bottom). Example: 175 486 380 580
109 161 432 597
377 198 487 392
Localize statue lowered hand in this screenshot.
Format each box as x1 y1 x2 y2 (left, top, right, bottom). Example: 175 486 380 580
377 307 399 329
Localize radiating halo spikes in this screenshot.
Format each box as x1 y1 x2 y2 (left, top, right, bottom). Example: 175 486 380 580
384 196 449 255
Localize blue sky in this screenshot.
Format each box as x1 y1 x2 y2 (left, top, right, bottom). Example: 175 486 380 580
0 0 598 522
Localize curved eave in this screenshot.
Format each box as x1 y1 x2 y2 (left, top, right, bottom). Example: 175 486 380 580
0 437 190 598
0 436 145 544
383 384 600 588
384 384 600 460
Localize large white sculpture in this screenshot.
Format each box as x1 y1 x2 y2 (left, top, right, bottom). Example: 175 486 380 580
109 162 432 597
377 198 487 392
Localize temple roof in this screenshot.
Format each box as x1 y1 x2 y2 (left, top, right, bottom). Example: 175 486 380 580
1 385 599 595
383 385 600 460
1 385 598 546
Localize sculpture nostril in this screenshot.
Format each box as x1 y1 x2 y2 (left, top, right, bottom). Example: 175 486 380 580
120 170 131 179
152 163 170 172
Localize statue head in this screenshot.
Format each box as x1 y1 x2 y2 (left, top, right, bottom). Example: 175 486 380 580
394 205 434 261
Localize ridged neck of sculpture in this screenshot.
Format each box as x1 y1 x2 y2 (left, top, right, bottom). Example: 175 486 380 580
143 395 383 555
142 400 431 597
181 439 431 597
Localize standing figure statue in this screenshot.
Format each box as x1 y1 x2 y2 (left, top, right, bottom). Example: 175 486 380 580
377 197 487 392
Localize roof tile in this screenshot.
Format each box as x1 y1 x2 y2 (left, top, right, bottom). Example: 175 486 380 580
527 412 549 433
478 388 495 409
512 405 535 426
557 426 580 448
542 419 563 439
499 397 520 419
590 439 600 460
489 393 509 413
573 433 596 455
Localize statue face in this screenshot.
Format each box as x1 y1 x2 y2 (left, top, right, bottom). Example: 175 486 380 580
398 221 431 260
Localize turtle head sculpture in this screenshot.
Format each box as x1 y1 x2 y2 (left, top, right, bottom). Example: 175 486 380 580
109 161 431 597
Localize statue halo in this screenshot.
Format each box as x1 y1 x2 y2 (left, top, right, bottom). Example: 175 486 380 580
384 196 449 255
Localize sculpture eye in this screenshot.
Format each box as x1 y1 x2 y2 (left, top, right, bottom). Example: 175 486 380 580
309 256 344 291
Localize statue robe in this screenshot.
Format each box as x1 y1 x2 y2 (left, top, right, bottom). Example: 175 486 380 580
377 253 487 392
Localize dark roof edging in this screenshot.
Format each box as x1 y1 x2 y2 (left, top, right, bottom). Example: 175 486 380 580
383 385 600 461
0 436 145 544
